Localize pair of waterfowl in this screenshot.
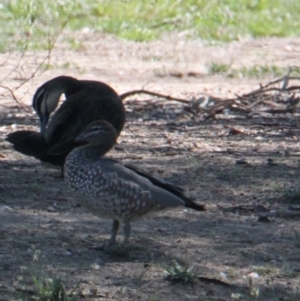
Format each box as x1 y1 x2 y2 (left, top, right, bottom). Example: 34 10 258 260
7 76 205 246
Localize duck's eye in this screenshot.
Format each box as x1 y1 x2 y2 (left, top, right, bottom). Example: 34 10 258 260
91 126 103 132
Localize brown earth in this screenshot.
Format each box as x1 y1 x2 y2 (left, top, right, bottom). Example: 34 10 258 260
1 32 300 300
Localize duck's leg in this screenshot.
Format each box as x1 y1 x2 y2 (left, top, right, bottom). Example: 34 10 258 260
60 165 65 178
123 221 131 245
109 220 119 245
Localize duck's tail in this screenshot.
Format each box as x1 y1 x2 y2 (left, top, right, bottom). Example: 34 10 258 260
6 131 65 166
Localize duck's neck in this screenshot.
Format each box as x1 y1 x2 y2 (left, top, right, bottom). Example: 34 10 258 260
62 77 83 97
50 76 81 98
70 143 113 164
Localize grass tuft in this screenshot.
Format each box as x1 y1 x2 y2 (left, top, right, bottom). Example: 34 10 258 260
282 188 300 203
105 243 131 257
208 62 231 74
31 275 79 301
163 260 197 284
13 247 80 301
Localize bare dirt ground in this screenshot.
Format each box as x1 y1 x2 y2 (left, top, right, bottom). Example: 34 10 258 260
1 32 300 300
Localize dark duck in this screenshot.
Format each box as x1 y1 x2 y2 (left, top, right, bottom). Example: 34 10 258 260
6 76 125 166
64 120 206 246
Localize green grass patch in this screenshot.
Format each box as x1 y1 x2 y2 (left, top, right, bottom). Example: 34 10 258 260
1 0 300 52
228 65 287 79
209 62 232 74
208 63 300 79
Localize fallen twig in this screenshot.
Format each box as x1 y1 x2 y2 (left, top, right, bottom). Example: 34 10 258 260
120 89 190 104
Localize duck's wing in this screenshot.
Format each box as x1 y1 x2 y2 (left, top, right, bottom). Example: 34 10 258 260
124 163 186 194
44 93 80 144
124 163 205 211
99 159 205 211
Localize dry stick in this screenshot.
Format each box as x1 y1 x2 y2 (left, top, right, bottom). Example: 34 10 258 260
286 85 300 91
231 74 300 109
236 88 282 101
262 107 295 114
0 50 13 67
281 68 291 90
206 82 297 117
226 75 300 114
0 85 31 113
0 45 28 85
235 93 278 107
120 89 191 104
182 105 200 116
0 23 66 111
120 73 300 118
242 76 300 98
242 75 288 97
248 98 265 108
14 22 66 91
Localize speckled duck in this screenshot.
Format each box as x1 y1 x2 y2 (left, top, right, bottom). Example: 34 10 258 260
64 120 206 245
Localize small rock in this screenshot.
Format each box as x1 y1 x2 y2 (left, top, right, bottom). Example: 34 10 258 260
0 205 13 211
236 158 248 165
267 158 277 166
47 206 56 212
258 216 270 223
219 272 227 280
248 272 260 279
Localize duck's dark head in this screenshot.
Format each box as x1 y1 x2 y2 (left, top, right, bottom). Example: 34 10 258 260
32 76 78 134
75 120 118 152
